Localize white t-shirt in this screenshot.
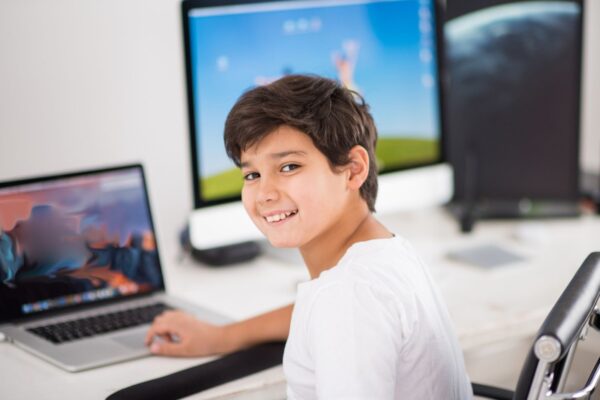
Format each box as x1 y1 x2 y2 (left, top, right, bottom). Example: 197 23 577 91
283 236 473 400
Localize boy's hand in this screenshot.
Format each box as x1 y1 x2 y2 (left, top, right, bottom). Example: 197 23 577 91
144 310 229 357
145 304 293 358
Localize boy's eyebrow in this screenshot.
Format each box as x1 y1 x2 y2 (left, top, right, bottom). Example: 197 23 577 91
270 150 307 159
240 150 307 168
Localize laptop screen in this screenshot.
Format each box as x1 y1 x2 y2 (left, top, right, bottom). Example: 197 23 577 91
0 165 165 322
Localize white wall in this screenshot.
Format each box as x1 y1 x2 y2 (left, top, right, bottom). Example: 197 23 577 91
0 0 191 254
1 0 599 259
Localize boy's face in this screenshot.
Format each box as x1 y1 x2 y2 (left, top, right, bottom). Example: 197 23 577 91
240 125 351 249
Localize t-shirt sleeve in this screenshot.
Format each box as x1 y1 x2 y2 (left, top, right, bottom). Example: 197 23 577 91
306 280 404 399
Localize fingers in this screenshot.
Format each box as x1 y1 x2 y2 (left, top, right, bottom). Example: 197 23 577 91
149 339 189 357
145 322 184 356
144 325 156 345
144 310 212 357
144 310 184 345
145 321 171 345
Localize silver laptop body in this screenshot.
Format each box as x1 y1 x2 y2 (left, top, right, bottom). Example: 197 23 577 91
0 164 229 372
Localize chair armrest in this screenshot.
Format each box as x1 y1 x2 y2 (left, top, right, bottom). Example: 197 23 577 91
472 382 514 399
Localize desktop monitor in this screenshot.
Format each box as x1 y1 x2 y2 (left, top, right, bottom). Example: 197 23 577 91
444 0 583 219
182 0 453 250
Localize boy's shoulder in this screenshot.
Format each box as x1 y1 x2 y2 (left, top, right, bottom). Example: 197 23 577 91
308 236 423 295
338 235 420 270
296 236 424 339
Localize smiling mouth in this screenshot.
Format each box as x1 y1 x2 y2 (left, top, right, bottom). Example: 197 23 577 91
264 210 298 223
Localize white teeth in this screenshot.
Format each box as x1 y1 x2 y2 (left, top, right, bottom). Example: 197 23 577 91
265 211 296 223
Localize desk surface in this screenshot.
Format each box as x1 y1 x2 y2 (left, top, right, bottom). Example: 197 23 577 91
2 207 599 400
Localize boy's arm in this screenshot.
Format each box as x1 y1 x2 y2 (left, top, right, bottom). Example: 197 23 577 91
224 303 293 351
145 304 293 357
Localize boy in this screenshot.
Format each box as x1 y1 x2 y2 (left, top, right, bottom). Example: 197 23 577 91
146 75 472 399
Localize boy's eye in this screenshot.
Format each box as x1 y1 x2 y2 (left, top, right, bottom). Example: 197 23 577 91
281 164 300 173
243 172 260 181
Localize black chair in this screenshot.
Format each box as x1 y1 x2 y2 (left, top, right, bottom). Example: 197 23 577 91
472 252 600 400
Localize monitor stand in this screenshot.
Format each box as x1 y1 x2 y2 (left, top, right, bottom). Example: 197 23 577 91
186 203 264 266
190 241 261 266
581 171 600 213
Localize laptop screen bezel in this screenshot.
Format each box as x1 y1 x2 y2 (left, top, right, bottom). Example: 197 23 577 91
0 164 167 324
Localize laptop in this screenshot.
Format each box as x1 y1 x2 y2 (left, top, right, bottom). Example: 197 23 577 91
0 164 230 372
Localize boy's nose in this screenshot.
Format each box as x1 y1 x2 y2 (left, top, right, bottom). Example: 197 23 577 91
256 178 279 204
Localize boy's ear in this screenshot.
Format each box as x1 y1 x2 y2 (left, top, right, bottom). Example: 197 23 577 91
346 145 370 191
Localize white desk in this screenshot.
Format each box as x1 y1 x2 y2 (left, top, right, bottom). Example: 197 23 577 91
1 207 599 399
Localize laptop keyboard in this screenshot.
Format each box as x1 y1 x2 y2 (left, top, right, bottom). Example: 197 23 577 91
27 302 173 344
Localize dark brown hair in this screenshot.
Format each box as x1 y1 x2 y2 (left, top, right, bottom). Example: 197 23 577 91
224 74 378 212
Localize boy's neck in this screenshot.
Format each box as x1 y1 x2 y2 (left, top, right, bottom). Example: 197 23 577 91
300 202 392 279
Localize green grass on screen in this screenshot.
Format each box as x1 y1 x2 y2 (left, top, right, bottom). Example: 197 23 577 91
200 137 438 201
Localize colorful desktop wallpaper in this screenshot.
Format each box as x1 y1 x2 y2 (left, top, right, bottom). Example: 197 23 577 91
188 0 441 201
0 169 163 319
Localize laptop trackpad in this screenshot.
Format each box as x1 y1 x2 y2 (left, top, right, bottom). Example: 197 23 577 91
112 332 148 351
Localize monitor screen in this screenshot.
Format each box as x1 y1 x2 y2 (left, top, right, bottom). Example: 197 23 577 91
444 0 582 215
183 0 444 208
0 166 164 322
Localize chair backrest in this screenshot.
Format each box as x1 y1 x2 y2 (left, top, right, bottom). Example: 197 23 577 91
514 252 600 400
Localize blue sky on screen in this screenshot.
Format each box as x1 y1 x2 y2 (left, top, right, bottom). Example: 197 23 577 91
189 0 439 176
